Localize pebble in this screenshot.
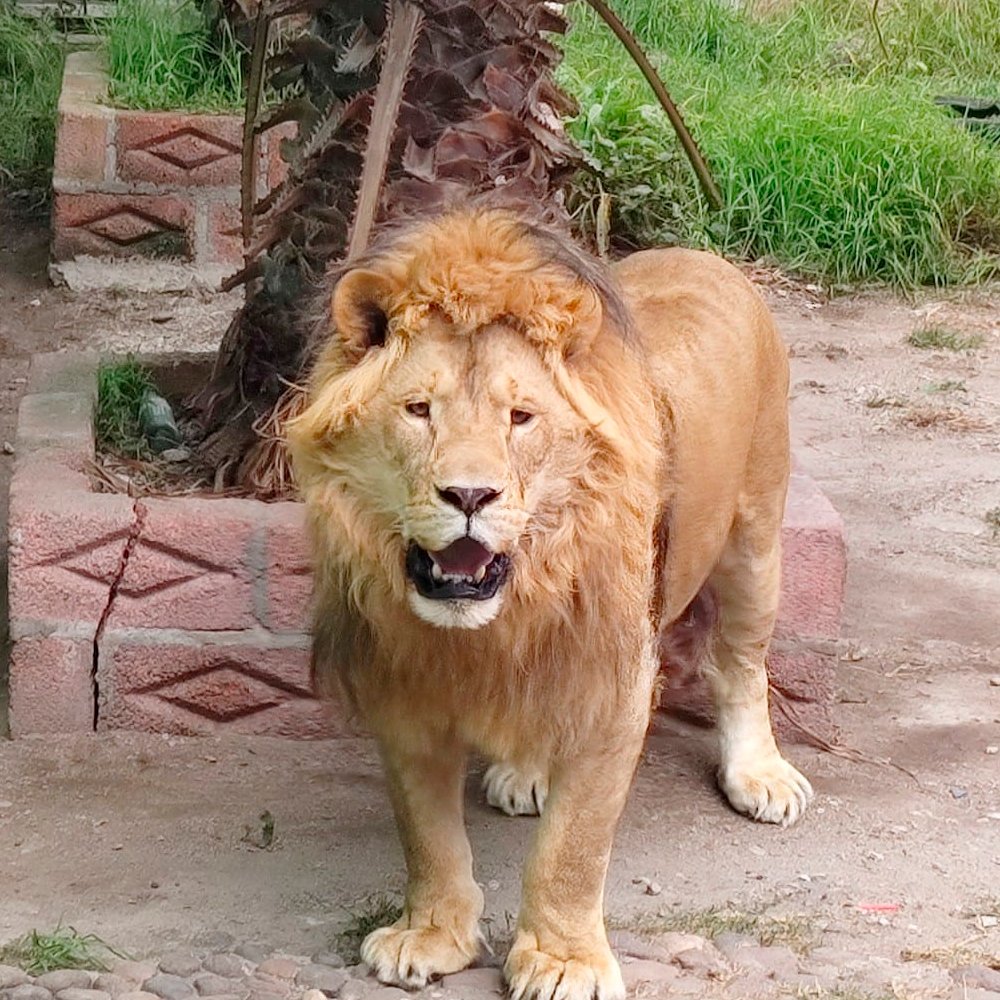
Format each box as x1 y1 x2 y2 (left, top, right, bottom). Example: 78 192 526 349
55 989 112 1000
157 954 202 980
0 967 32 989
293 966 348 994
337 979 372 1000
108 964 158 986
199 957 247 981
673 946 729 978
192 975 241 997
36 973 94 993
990 675 1000 687
140 975 195 1000
953 966 1000 993
254 960 299 982
308 955 344 971
8 987 54 1000
92 975 133 997
440 967 505 993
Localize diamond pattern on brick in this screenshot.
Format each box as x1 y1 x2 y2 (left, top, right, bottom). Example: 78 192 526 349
143 665 296 722
74 207 184 249
139 127 239 171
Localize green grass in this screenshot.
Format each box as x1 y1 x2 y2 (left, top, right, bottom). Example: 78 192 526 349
0 927 120 975
559 0 1000 285
103 0 245 112
334 894 403 964
0 1 64 189
96 358 156 458
907 325 985 350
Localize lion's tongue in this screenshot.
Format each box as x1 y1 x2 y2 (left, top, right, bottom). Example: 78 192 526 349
430 537 493 577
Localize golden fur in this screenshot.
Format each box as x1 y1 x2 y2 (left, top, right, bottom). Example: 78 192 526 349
288 208 812 1000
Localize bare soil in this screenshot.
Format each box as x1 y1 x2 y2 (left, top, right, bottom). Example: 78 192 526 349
1 201 998 975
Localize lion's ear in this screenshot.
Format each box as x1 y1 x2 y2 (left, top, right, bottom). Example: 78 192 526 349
562 284 604 360
332 269 394 361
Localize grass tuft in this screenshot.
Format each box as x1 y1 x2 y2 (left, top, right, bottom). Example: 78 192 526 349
0 1 64 190
103 0 245 112
0 926 120 975
907 325 985 351
985 508 1000 539
96 358 156 458
560 0 1000 286
335 894 404 964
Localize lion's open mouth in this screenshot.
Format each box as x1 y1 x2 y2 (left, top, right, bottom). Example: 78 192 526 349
406 537 510 602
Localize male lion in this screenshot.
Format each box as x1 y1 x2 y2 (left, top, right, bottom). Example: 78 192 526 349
288 207 812 1000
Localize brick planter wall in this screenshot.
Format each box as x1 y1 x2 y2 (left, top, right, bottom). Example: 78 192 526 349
7 354 847 741
50 51 289 291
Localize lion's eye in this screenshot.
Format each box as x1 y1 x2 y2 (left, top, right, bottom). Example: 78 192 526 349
405 401 431 419
510 409 534 426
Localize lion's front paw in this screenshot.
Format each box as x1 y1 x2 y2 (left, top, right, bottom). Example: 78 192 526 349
719 753 813 826
483 762 549 817
505 934 624 1000
361 921 479 988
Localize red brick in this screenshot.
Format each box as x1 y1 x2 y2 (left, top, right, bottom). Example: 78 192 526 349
53 109 111 184
53 192 193 261
8 488 137 625
105 498 257 631
205 201 244 268
776 472 847 640
263 502 313 632
8 637 94 735
98 641 342 738
116 113 242 187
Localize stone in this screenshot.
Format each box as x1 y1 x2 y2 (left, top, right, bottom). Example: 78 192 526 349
140 975 195 1000
158 952 203 978
200 956 247 980
36 973 94 993
8 987 54 1000
673 946 729 978
254 960 299 981
712 932 759 959
337 979 372 1000
308 955 344 971
116 993 160 1000
953 966 1000 993
725 944 800 980
189 934 235 954
243 977 290 1000
107 966 158 988
192 976 242 998
55 989 112 1000
620 959 680 989
294 967 348 994
440 967 505 994
92 975 134 997
0 968 31 990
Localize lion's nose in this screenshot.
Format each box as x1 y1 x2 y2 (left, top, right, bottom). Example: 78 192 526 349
437 486 501 515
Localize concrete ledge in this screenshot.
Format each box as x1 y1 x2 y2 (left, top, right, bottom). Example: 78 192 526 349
7 353 846 741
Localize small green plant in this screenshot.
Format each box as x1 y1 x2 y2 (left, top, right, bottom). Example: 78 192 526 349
923 379 967 394
96 358 156 458
0 1 64 189
103 0 245 112
0 926 120 975
335 894 404 964
907 325 985 351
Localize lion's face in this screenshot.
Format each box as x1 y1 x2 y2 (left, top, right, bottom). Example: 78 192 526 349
335 315 588 629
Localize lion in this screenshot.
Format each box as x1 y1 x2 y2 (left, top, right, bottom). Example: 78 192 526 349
287 206 813 1000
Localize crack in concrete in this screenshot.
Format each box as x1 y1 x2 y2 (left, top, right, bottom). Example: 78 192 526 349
91 499 147 729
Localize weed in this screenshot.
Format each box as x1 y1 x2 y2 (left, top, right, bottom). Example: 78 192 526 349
102 0 245 112
899 406 988 432
923 380 967 394
985 508 1000 539
0 926 121 974
0 1 64 190
613 905 819 954
902 940 1000 968
907 325 985 351
559 0 1000 285
96 358 156 458
335 894 404 964
865 391 906 409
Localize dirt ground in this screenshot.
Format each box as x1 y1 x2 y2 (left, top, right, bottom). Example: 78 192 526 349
0 200 998 973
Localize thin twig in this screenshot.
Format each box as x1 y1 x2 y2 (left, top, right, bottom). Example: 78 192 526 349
242 2 272 247
870 0 890 64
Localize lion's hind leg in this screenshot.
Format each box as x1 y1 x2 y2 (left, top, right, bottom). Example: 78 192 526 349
483 761 549 817
706 504 813 827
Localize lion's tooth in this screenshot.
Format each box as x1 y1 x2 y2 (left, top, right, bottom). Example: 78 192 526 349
474 566 487 583
431 562 443 581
